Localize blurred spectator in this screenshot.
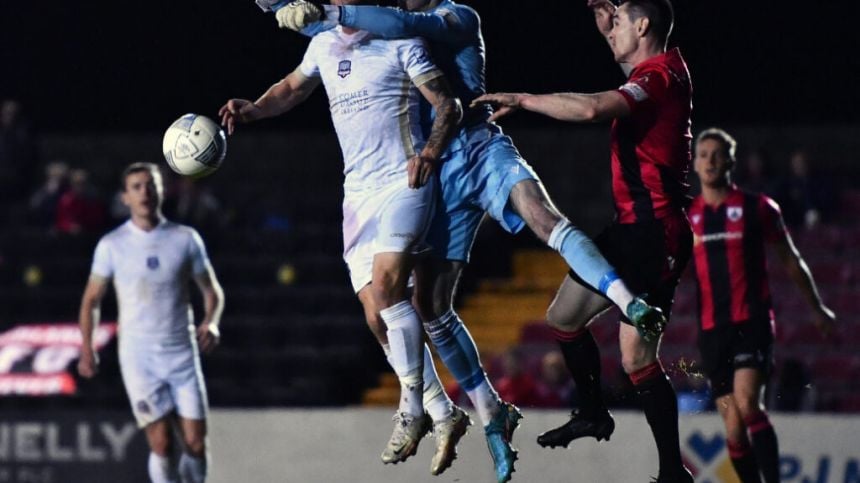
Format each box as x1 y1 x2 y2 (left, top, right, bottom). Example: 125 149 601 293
495 348 540 407
0 99 38 205
162 177 226 232
28 160 70 226
533 350 575 408
109 189 131 222
55 168 107 235
775 149 837 228
734 147 777 196
769 358 816 412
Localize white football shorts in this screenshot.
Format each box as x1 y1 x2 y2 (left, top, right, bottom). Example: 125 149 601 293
342 177 436 293
118 329 209 428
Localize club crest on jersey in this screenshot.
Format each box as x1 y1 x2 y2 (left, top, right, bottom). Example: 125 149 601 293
338 60 352 78
146 256 160 270
727 206 743 222
691 214 702 225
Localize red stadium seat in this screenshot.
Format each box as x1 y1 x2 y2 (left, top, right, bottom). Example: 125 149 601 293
519 321 556 344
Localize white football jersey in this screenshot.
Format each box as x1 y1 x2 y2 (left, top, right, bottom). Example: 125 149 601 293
299 28 443 190
90 219 210 342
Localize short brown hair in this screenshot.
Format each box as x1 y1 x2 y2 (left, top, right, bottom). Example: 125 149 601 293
621 0 675 48
696 127 738 162
121 162 161 191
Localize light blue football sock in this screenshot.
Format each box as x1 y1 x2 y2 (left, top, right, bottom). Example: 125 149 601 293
548 219 620 295
424 310 487 392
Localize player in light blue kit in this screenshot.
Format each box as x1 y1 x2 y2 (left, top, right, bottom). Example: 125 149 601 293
256 1 669 481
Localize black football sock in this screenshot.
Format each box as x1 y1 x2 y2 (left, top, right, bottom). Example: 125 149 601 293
553 327 606 417
745 410 780 483
728 437 762 482
631 362 684 475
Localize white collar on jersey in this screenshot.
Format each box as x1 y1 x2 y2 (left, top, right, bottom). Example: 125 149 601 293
127 216 167 235
335 26 371 45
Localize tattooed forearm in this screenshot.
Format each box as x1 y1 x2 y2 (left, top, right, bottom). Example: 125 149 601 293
419 76 463 160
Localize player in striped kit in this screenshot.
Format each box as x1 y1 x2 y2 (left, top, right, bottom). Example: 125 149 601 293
77 162 225 483
689 128 835 483
475 1 696 480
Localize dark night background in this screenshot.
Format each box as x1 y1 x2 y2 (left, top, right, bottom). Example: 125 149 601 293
2 1 859 132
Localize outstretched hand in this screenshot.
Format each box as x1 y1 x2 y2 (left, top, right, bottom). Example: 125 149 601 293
197 322 220 354
276 0 323 31
587 0 616 36
218 99 262 135
470 93 524 123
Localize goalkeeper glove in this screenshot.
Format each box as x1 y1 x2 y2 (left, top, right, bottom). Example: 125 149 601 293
275 0 342 32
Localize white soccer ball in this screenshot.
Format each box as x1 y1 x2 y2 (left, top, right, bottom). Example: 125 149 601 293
162 113 227 177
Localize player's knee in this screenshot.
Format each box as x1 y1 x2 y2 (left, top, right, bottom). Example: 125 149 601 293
546 302 585 331
411 287 435 321
620 351 656 375
530 209 562 244
183 434 206 457
371 272 407 309
734 394 761 419
148 434 171 456
364 312 388 343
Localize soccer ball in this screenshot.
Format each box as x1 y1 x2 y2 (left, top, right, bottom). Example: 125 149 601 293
162 113 227 177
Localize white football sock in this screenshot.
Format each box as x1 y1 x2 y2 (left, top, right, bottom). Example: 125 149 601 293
149 452 178 483
466 380 501 426
420 343 454 421
384 342 454 422
380 300 425 417
606 279 635 312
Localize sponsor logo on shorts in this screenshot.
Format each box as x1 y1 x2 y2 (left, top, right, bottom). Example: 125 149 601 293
733 353 754 365
146 256 160 270
338 60 352 78
390 232 415 240
136 400 151 414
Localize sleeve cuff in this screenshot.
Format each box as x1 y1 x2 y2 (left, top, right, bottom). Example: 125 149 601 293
412 69 444 88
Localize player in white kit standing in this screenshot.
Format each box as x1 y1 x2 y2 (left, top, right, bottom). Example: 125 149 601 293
219 0 463 470
77 162 225 483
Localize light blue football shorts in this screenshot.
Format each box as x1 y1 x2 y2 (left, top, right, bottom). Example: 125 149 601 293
426 122 540 262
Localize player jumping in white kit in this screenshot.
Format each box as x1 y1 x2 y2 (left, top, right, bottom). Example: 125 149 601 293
218 0 464 471
77 162 226 483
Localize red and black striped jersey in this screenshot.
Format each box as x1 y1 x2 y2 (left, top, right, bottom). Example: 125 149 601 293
688 186 787 331
612 48 693 224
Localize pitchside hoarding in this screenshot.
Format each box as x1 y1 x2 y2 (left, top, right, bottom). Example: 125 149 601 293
0 324 116 397
0 323 147 482
0 411 148 483
680 414 860 483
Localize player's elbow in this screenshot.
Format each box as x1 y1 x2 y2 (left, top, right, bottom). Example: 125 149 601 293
82 293 102 311
580 105 601 123
452 98 464 124
439 97 463 125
